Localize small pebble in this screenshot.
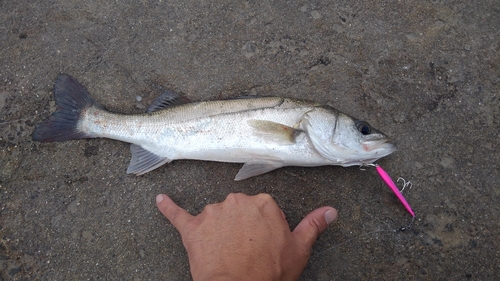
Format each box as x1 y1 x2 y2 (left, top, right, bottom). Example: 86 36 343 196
310 10 322 20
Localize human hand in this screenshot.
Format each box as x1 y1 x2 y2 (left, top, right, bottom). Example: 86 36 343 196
156 193 337 281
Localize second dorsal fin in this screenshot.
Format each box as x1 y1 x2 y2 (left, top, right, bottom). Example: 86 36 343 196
146 90 190 113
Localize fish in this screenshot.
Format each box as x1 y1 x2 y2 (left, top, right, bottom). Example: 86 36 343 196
32 74 396 180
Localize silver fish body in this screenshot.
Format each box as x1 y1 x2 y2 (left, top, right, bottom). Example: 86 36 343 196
33 74 396 180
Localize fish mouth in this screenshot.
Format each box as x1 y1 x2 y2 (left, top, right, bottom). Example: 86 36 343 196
362 139 397 154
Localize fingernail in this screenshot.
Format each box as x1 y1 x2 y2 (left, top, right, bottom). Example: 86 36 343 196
324 209 337 225
156 194 165 203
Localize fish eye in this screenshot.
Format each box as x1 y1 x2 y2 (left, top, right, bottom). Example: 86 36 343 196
355 121 372 135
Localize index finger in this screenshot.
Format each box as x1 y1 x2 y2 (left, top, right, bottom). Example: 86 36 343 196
156 194 194 233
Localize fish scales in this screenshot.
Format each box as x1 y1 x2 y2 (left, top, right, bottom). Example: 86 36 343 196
81 98 322 162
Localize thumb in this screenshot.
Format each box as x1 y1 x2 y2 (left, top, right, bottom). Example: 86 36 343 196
156 194 194 233
292 207 337 248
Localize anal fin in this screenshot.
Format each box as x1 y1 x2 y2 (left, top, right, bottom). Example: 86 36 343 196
127 144 171 175
234 159 284 181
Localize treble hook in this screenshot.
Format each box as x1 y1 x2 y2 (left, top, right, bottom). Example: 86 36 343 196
359 163 377 171
397 177 413 193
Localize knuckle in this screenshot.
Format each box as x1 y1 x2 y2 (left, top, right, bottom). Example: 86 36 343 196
166 205 182 222
256 193 273 202
255 193 278 211
225 193 238 202
309 216 327 235
202 203 216 215
225 192 249 204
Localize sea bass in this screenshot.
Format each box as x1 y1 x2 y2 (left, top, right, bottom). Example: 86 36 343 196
33 74 396 180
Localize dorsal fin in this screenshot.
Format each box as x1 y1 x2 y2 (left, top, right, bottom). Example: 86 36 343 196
146 90 190 113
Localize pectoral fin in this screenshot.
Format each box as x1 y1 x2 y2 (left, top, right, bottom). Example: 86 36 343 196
234 159 284 181
247 120 301 144
127 144 172 175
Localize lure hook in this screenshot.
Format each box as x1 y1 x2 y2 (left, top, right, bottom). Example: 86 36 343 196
359 163 377 171
397 177 413 193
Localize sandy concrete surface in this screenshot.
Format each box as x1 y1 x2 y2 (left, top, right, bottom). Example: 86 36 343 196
1 0 499 280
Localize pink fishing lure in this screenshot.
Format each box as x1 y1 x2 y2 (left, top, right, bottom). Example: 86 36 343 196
375 165 415 217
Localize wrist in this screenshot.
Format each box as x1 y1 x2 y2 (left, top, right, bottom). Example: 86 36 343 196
194 268 279 281
199 275 235 281
193 263 279 281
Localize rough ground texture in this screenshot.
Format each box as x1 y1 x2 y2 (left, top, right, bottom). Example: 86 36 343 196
1 0 498 280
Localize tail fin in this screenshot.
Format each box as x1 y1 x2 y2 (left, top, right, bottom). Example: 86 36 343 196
32 74 102 142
